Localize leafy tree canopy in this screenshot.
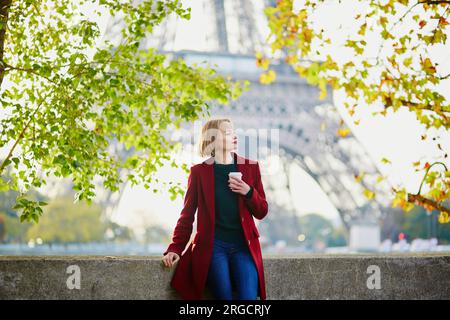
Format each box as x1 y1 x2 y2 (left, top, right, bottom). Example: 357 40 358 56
0 0 248 223
258 0 449 222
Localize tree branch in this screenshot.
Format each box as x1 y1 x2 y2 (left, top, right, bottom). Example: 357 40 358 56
0 97 47 175
418 1 450 4
2 62 58 84
0 0 12 87
407 193 450 214
383 96 449 117
404 161 450 215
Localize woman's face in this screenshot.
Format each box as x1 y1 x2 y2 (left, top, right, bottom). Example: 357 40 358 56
215 121 238 154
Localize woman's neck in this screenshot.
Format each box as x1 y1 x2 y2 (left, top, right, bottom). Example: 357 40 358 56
214 151 234 164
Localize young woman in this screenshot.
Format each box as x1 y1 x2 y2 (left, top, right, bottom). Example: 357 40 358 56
162 118 268 300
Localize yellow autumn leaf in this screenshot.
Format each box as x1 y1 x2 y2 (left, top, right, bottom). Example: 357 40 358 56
337 127 350 137
438 211 450 224
363 188 375 200
297 9 307 21
256 51 263 59
285 55 298 64
403 57 413 67
400 189 415 209
439 17 449 27
392 196 405 208
256 57 270 71
358 22 366 36
421 57 436 74
404 202 415 212
294 65 307 76
303 28 313 42
260 70 276 84
391 189 414 211
379 16 388 27
376 175 385 184
354 173 364 183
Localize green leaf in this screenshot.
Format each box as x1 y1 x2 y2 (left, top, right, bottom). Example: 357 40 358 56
12 204 23 210
31 213 39 223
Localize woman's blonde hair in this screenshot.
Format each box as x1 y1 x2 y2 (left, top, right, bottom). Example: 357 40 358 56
198 118 232 157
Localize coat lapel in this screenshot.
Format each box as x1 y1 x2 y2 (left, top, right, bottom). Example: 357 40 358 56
201 155 215 224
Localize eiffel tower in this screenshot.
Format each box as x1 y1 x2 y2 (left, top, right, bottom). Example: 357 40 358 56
103 0 397 251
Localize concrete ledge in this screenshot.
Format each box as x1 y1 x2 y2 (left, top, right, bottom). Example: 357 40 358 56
1 253 449 299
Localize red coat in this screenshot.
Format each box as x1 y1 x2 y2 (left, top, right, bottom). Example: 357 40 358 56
163 151 268 300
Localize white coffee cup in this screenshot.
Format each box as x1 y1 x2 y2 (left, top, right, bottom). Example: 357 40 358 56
228 172 242 180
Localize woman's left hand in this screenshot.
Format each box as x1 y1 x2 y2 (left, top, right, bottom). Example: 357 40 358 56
228 176 251 196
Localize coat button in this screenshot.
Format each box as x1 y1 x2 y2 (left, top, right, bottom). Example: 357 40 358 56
248 239 251 245
241 217 244 222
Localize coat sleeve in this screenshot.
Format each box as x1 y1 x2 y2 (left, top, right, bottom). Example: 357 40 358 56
243 161 268 220
163 165 198 257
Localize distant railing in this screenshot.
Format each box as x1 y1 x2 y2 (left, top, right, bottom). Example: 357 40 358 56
2 241 449 256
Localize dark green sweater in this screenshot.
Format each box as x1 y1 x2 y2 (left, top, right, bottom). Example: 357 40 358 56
213 158 253 245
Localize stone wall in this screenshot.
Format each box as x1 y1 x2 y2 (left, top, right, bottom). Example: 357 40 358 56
1 253 449 299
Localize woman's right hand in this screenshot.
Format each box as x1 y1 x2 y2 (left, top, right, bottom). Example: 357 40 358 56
162 252 180 268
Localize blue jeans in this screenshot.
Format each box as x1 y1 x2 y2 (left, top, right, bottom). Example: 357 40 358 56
206 237 258 300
